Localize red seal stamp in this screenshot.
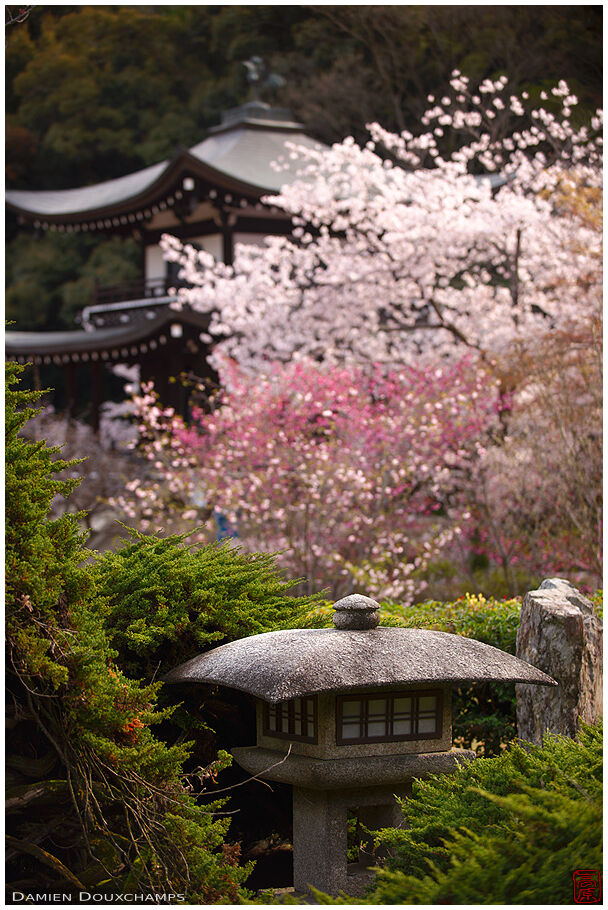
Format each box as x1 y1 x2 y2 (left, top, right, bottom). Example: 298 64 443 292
573 869 602 904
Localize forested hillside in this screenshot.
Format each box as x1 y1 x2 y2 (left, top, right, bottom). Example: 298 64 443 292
6 4 603 331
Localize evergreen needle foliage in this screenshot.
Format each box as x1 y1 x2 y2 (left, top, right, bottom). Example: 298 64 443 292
314 722 602 905
90 530 323 763
367 722 603 905
6 362 253 901
92 529 320 680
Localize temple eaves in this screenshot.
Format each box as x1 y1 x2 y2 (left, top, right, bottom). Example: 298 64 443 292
6 103 325 230
5 307 211 364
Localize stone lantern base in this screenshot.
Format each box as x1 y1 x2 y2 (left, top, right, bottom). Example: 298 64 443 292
292 784 408 896
233 746 475 897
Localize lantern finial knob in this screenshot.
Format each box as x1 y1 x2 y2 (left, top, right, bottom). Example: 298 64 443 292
332 594 380 630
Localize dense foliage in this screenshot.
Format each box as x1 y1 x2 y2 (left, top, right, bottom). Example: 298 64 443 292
365 722 603 905
378 592 522 652
310 722 603 904
6 232 141 332
6 361 263 902
92 530 319 680
7 6 601 188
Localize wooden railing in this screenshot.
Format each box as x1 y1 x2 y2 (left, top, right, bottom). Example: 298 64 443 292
92 277 179 307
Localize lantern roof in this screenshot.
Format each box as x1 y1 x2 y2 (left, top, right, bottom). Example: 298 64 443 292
164 594 557 703
5 102 324 227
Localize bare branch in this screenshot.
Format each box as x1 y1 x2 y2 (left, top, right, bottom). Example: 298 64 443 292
203 744 293 796
5 6 34 28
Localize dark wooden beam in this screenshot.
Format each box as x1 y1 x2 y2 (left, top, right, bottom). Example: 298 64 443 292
90 361 103 433
64 363 76 418
142 214 292 247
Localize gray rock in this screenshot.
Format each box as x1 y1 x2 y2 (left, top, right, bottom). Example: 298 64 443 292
516 578 602 744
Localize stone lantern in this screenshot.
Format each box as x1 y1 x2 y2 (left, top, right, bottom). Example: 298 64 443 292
165 594 556 896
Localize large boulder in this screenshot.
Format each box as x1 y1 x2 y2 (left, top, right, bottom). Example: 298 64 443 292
516 578 602 744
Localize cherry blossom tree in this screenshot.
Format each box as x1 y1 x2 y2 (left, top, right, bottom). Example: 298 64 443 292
469 318 602 592
463 173 603 592
112 358 498 600
161 74 602 372
113 74 602 600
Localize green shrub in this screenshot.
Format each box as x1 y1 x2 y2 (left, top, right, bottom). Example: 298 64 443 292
5 363 252 902
88 531 323 774
367 721 603 905
92 530 319 680
313 722 602 905
379 592 521 651
591 589 603 618
300 592 520 649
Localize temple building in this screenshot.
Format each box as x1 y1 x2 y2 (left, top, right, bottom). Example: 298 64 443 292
6 98 325 424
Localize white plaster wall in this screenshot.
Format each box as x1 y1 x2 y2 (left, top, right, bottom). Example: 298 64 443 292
198 234 223 260
145 245 166 282
234 232 269 249
144 231 268 279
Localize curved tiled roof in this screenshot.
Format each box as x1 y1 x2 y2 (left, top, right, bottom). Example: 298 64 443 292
164 625 557 703
5 307 210 358
6 102 325 224
6 160 169 219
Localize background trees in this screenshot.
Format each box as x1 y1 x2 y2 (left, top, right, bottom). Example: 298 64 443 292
278 5 602 144
6 5 603 331
470 323 602 588
162 76 601 371
7 5 602 187
128 75 601 598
